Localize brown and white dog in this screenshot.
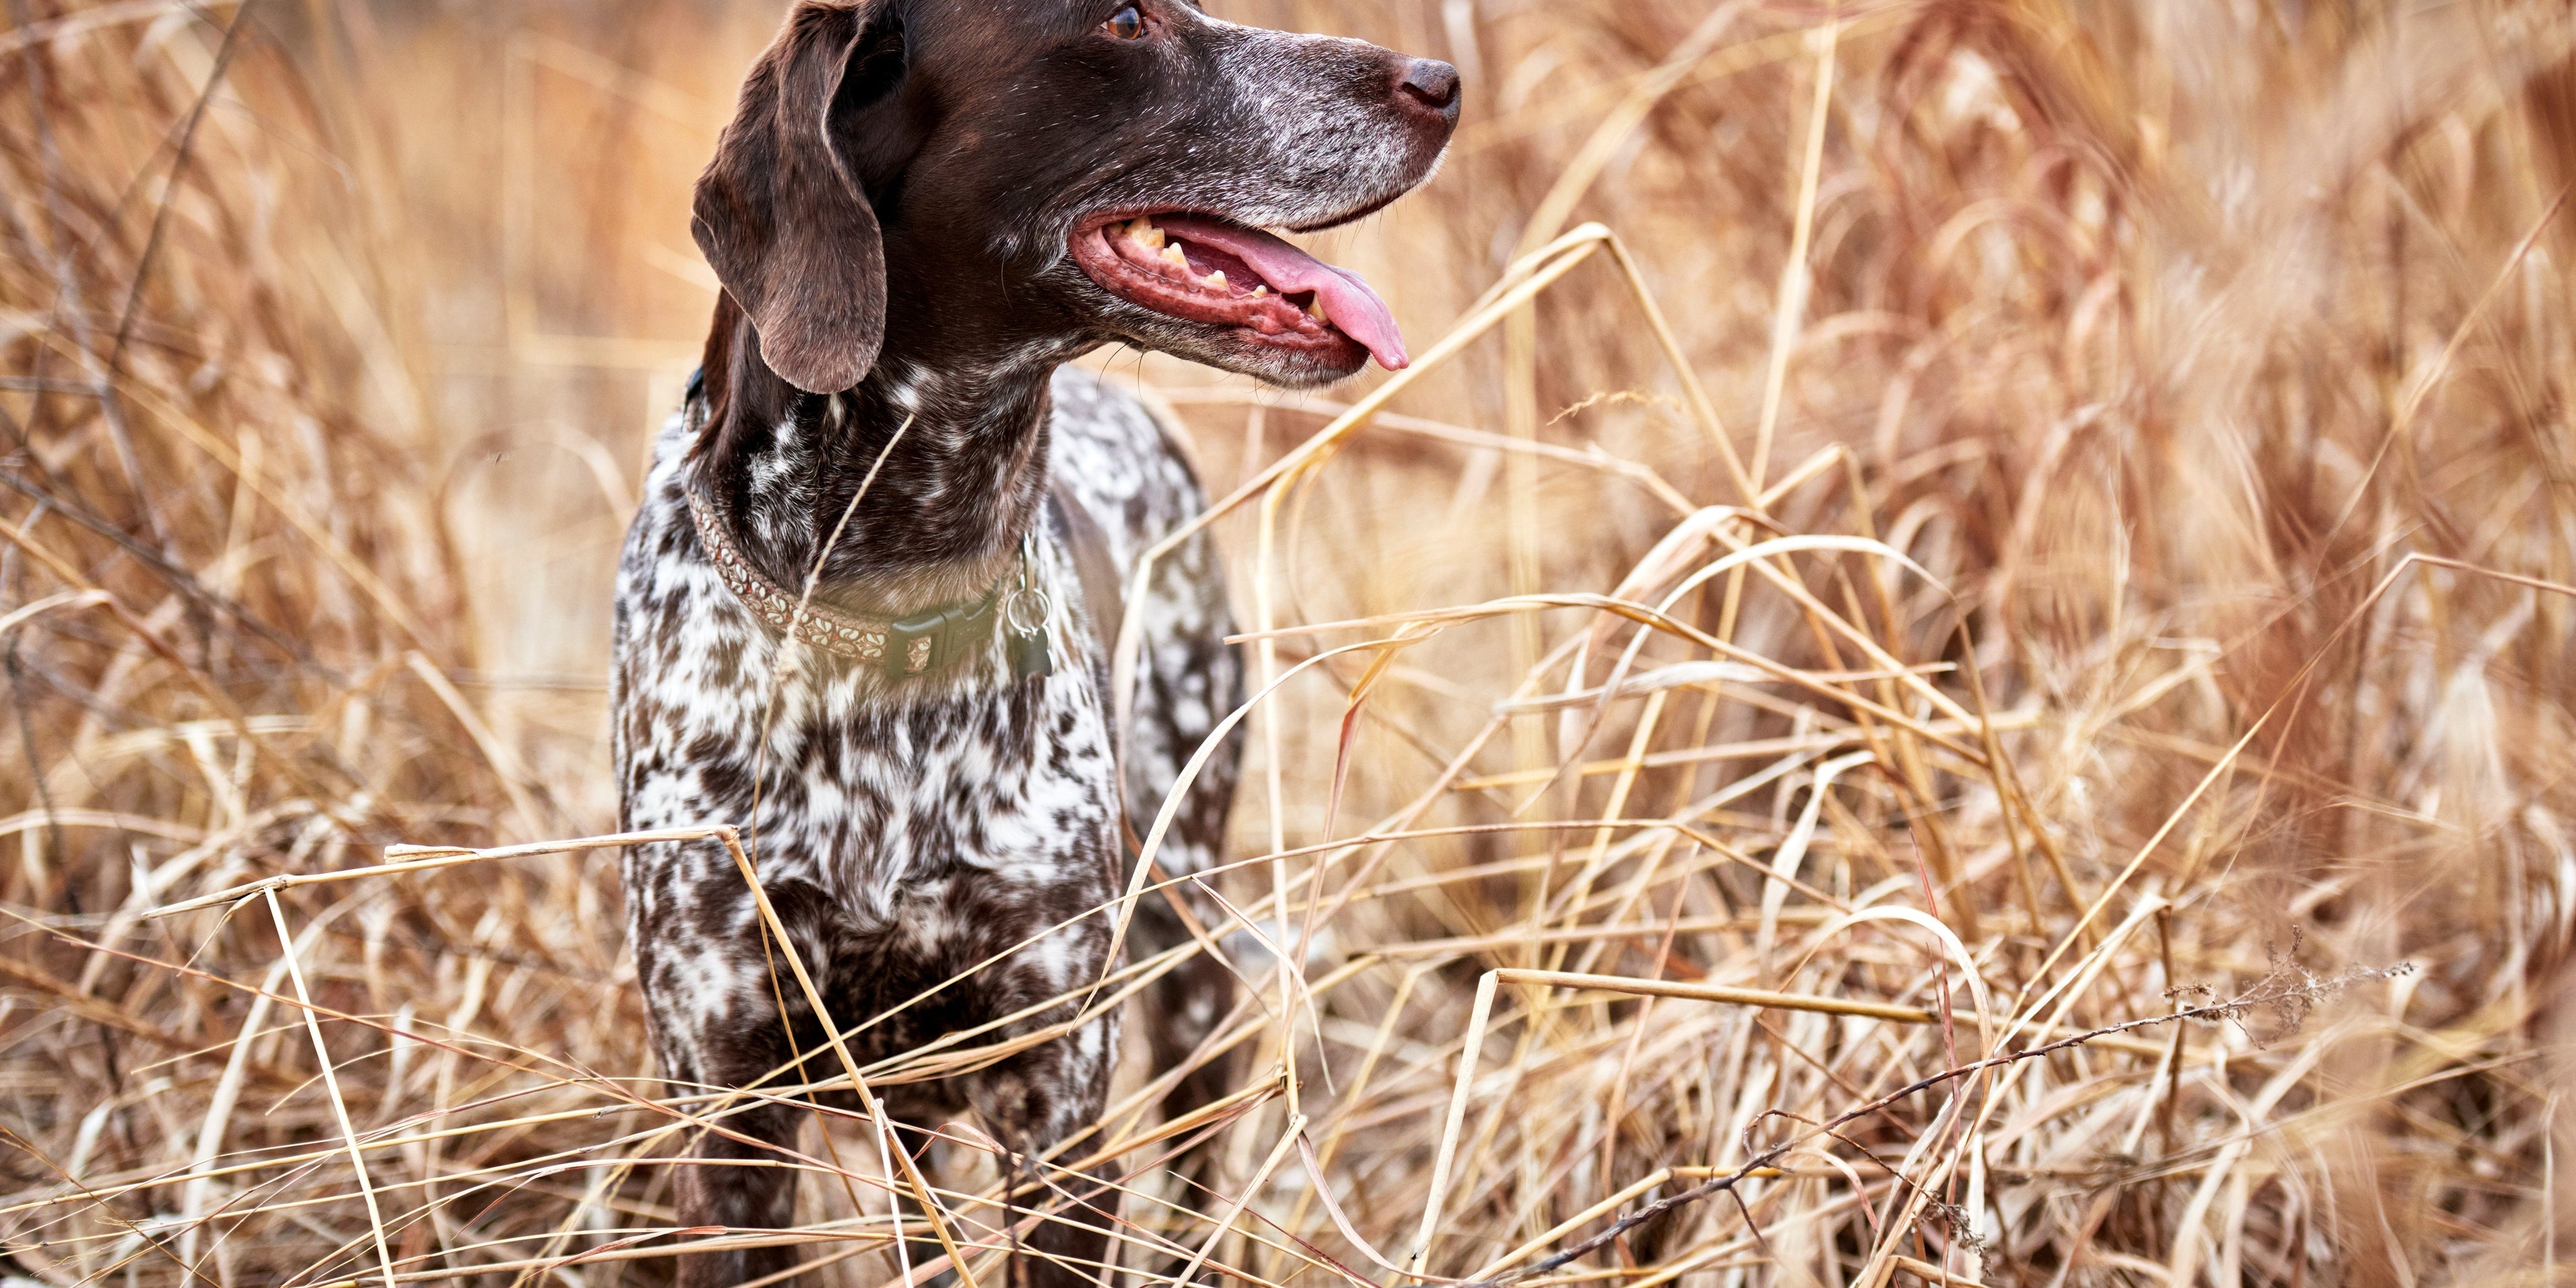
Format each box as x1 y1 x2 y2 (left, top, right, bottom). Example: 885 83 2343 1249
609 3 1456 1284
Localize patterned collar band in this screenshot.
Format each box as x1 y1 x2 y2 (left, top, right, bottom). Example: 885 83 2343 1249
685 483 1007 680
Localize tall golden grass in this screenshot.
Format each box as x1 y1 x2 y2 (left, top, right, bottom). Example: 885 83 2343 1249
3 1 2572 1284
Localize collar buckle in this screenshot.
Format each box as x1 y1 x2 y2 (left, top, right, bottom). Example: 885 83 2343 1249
883 607 949 679
880 584 1003 680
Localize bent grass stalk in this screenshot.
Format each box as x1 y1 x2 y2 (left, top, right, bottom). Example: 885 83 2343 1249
8 6 2570 1285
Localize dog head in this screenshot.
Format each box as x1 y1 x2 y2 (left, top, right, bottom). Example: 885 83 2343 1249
692 0 1459 396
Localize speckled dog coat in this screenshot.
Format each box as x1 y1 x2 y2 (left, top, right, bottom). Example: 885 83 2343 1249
607 3 1457 1285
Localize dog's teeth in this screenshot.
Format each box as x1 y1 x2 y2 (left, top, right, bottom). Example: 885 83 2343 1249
1252 285 1268 297
1160 243 1187 267
1307 299 1327 322
1204 270 1226 289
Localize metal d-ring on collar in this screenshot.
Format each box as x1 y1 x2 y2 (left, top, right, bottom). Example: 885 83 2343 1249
1001 522 1057 680
685 482 1017 680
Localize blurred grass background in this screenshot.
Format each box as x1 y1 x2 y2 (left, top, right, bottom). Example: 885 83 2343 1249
3 1 2575 1284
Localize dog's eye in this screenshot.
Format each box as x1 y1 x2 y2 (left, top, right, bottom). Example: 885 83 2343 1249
1103 4 1145 39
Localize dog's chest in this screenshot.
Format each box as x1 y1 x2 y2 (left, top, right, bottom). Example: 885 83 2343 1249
611 422 1122 935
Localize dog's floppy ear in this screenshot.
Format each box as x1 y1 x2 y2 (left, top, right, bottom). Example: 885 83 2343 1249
692 1 902 395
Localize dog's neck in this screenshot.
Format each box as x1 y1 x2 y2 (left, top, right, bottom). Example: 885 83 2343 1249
691 294 1088 615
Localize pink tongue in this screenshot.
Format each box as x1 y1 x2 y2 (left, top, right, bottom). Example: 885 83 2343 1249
1153 215 1408 369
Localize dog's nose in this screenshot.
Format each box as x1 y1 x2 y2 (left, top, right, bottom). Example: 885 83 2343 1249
1397 58 1461 118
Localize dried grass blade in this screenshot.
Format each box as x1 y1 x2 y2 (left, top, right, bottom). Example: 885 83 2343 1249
263 889 399 1288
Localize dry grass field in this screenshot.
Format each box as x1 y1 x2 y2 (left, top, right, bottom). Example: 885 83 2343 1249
3 0 2574 1284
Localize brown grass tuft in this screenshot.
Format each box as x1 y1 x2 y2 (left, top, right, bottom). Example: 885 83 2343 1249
4 1 2572 1285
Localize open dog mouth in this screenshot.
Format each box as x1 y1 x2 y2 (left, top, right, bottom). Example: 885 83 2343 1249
1069 212 1408 369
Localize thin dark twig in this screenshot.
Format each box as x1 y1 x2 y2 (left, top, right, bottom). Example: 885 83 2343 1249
0 468 316 667
1747 1094 1990 1271
1725 1187 1770 1265
4 638 71 904
5 630 127 1095
9 0 168 552
108 1 256 376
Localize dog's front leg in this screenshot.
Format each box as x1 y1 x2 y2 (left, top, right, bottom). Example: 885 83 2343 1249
674 1089 807 1288
627 855 826 1288
963 947 1123 1288
964 997 1123 1288
653 997 817 1288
